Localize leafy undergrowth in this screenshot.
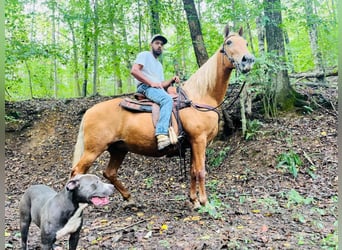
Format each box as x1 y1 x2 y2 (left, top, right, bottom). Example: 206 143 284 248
5 84 337 249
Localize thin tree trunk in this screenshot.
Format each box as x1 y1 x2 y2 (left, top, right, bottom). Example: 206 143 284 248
82 0 90 97
246 22 255 55
67 20 81 96
92 0 99 95
305 0 325 80
182 0 208 67
29 0 36 41
256 16 265 55
51 0 58 98
25 61 33 99
138 0 142 51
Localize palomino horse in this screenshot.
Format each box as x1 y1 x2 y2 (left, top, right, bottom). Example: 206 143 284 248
71 25 254 209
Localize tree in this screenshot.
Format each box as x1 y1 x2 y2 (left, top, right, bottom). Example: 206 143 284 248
48 0 59 98
182 0 208 67
149 0 161 35
305 0 325 80
82 0 91 97
263 0 304 114
92 0 99 95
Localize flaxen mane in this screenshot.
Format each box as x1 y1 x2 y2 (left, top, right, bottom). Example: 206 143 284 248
183 51 219 99
183 32 239 99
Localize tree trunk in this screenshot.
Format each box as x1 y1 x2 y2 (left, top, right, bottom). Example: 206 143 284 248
264 0 296 113
305 0 325 80
149 0 161 35
82 0 91 97
51 0 58 98
67 20 81 97
256 16 265 54
182 0 208 67
92 0 99 95
24 61 33 99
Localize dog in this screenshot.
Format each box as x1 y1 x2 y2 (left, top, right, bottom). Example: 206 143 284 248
19 174 115 250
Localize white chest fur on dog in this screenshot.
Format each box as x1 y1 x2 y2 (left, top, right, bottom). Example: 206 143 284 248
56 203 88 240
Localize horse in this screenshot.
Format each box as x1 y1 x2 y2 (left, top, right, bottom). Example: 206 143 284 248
70 25 255 209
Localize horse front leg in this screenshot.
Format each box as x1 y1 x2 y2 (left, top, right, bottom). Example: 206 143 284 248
189 140 208 209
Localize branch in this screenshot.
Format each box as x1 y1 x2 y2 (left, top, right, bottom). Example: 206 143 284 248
290 70 338 79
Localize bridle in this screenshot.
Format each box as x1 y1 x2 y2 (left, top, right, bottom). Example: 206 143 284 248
220 35 240 70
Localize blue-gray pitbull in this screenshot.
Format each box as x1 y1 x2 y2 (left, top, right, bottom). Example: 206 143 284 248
19 174 115 250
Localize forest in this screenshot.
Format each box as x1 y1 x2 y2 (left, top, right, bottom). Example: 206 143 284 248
5 0 337 103
5 0 338 249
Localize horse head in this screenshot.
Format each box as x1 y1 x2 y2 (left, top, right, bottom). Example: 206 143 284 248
221 26 255 74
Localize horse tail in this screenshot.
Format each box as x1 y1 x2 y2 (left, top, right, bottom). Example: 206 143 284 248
72 117 85 167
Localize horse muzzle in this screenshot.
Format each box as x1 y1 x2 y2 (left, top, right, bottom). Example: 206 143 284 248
238 54 255 74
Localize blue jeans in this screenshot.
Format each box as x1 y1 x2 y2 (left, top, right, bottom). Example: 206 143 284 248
137 84 173 136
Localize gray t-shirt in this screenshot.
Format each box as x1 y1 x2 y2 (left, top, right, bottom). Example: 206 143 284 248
134 51 164 85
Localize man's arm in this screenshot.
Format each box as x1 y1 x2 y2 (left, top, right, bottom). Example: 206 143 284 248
162 76 180 88
131 63 180 89
131 64 162 88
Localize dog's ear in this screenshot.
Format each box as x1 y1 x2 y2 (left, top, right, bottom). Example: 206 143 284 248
66 180 80 191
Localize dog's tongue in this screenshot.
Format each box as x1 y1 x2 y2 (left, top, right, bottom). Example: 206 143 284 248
91 196 110 206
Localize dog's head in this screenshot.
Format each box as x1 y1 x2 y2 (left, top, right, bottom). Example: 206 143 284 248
66 174 115 206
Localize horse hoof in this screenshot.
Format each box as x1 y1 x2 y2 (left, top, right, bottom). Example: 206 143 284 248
193 200 202 210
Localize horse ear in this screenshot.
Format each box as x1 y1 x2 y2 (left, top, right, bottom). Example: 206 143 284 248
224 24 230 38
238 27 243 36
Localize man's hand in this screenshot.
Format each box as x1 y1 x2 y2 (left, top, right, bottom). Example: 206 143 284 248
151 82 164 88
171 76 180 84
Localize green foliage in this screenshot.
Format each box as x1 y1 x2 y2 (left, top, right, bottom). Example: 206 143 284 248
245 119 263 140
198 194 227 219
321 224 338 249
206 179 219 193
144 177 154 189
206 146 230 169
256 196 280 213
286 189 313 208
276 149 302 178
4 0 338 100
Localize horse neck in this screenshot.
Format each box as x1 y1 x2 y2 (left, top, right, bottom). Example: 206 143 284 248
182 49 233 106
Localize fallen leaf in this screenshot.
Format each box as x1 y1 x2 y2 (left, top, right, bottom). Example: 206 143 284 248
137 212 144 217
144 231 152 239
260 224 268 233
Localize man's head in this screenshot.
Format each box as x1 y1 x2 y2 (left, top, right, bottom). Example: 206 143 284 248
150 34 167 58
151 34 167 45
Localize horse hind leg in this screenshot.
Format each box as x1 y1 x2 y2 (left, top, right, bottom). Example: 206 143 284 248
103 150 132 203
71 151 100 177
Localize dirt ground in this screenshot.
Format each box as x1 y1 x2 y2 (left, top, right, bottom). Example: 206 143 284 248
5 80 338 249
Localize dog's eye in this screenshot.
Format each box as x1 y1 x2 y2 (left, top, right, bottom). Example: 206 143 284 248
227 40 232 46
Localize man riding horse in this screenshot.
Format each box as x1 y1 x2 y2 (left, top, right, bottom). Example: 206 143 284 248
130 34 180 150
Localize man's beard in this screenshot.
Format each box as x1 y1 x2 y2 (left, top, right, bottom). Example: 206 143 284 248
152 49 162 57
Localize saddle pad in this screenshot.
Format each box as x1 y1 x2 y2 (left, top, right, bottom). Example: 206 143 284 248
119 98 153 112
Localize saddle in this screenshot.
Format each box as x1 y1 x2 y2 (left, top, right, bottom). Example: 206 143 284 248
119 86 191 139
